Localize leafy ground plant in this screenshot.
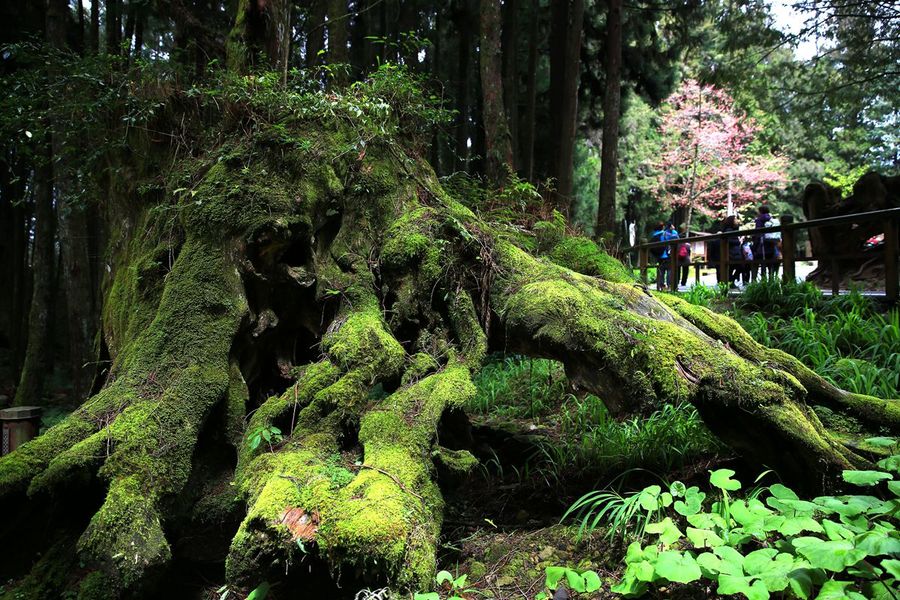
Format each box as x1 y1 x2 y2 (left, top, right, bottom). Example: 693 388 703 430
610 438 900 599
535 565 603 599
414 571 475 600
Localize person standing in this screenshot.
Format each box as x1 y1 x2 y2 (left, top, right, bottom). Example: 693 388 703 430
677 224 691 287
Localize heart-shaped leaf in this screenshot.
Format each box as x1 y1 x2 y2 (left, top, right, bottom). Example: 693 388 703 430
710 469 742 491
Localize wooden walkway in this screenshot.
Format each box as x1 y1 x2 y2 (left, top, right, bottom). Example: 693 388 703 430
625 208 900 302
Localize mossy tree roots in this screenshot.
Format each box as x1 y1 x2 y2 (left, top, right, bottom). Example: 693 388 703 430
0 124 896 598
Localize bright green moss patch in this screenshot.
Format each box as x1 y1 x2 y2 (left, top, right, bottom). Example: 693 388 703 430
548 236 634 283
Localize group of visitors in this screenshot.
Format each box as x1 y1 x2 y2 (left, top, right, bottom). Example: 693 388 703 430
650 206 784 290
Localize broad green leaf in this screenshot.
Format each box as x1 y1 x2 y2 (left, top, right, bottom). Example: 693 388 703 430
638 485 662 511
771 497 820 515
696 552 723 576
247 582 271 600
610 574 648 597
842 470 892 486
779 516 824 536
769 483 799 500
626 560 656 582
414 594 440 600
787 569 814 600
822 519 854 541
854 531 900 556
653 551 702 583
686 527 724 548
882 559 900 579
864 437 898 448
713 546 745 576
675 489 706 516
453 574 467 588
566 568 586 593
670 481 687 497
687 512 727 530
889 481 900 498
814 495 884 518
717 575 770 600
743 549 778 575
544 566 566 590
815 580 865 600
878 455 900 473
646 517 683 546
579 570 602 593
435 571 454 586
797 539 866 572
710 468 742 491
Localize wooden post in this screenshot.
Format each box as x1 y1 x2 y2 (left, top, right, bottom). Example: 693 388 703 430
694 262 700 286
639 247 648 286
831 259 840 296
719 235 729 286
886 218 898 303
782 228 796 284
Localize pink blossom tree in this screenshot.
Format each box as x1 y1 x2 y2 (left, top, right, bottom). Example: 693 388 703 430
656 80 787 233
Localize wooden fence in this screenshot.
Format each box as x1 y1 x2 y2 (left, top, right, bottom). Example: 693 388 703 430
624 207 900 302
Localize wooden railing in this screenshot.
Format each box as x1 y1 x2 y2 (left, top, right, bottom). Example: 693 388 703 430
623 207 900 302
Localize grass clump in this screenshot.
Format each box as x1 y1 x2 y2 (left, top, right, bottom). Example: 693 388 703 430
469 356 722 480
734 280 900 399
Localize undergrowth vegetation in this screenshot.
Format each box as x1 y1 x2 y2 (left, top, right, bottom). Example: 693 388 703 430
560 437 900 599
469 355 722 482
680 279 900 400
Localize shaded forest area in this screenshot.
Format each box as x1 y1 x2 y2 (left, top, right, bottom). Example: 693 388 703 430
0 1 898 600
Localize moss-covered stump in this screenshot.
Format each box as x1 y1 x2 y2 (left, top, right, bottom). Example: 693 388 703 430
0 85 896 598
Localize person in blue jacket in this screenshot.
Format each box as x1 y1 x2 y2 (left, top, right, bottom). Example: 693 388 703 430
650 221 679 289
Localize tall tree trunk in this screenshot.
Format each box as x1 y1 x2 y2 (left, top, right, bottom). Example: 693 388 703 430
327 0 349 85
10 192 31 375
521 0 539 182
479 0 514 185
90 0 100 54
77 0 86 53
398 0 418 67
454 0 473 172
595 0 623 239
133 7 144 57
48 0 100 403
105 0 121 55
13 159 55 407
123 0 135 55
549 0 584 216
501 0 519 171
306 0 326 67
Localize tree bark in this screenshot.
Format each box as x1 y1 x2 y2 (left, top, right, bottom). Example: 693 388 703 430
479 0 514 185
305 0 326 67
454 0 473 172
90 0 99 54
48 0 101 403
327 0 349 85
13 159 55 407
549 0 584 216
105 0 121 55
595 0 623 239
501 0 519 171
521 0 539 182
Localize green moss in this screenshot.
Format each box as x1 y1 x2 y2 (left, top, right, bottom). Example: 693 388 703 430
547 236 634 283
76 572 111 600
402 352 440 385
77 476 170 590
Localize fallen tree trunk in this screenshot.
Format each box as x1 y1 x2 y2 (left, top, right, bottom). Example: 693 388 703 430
0 81 896 599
